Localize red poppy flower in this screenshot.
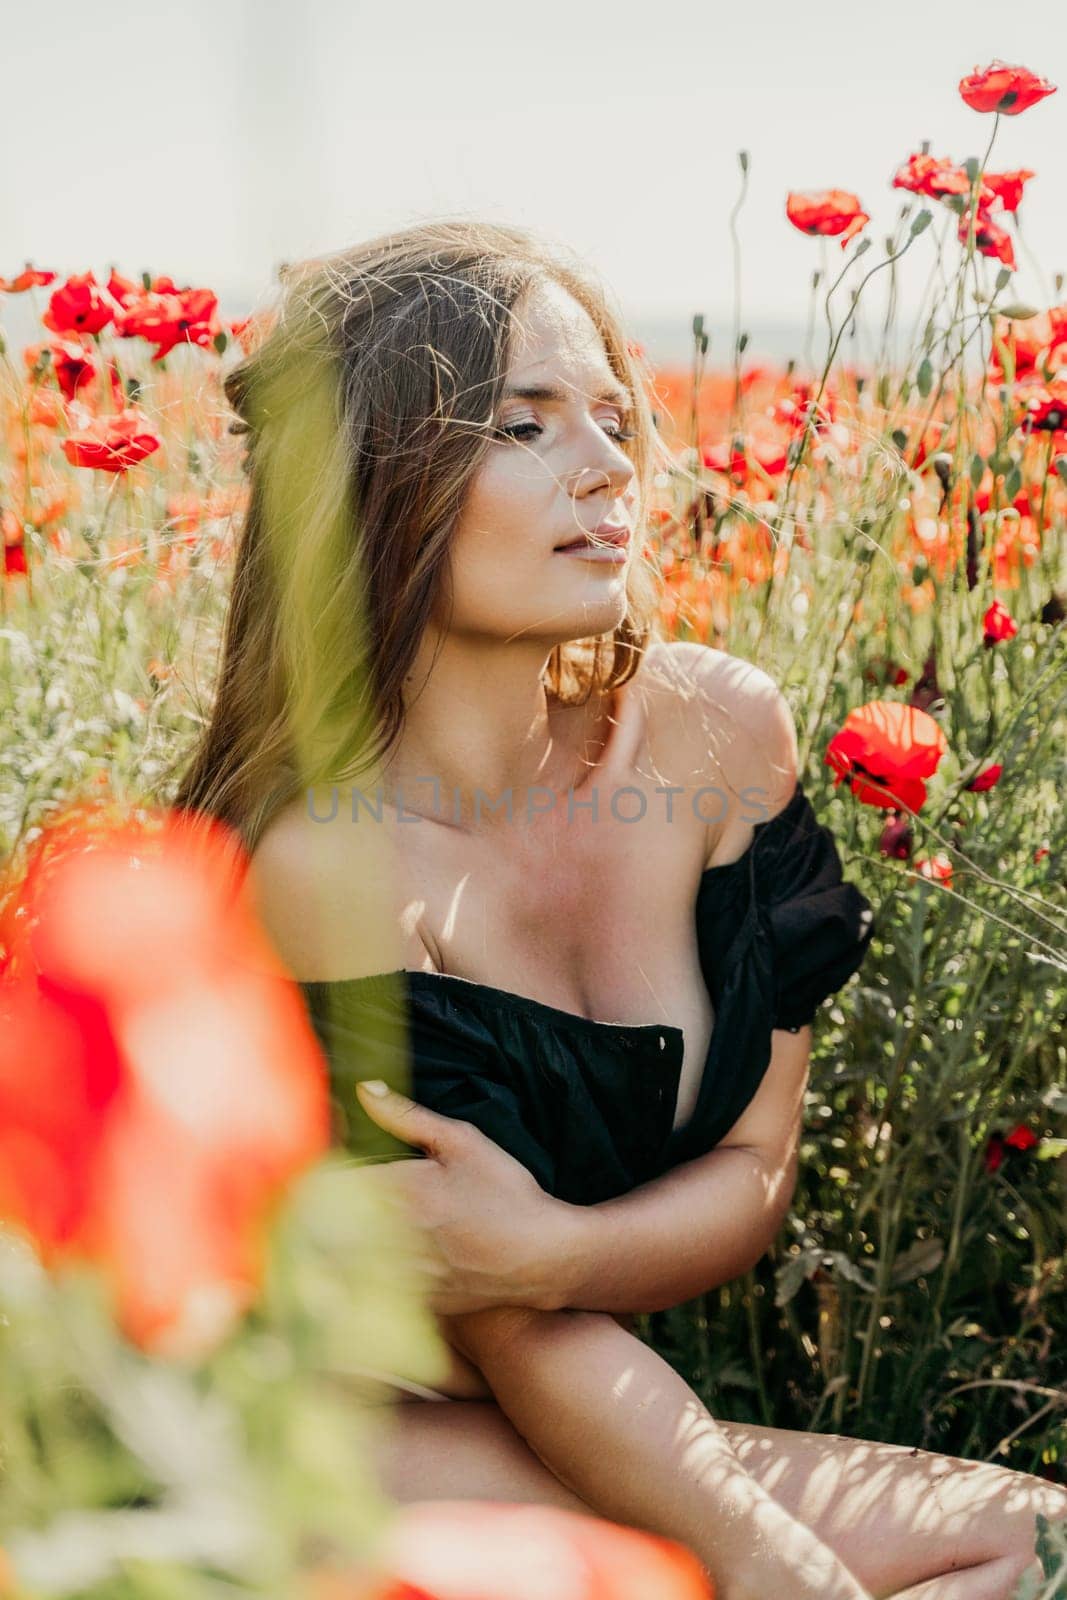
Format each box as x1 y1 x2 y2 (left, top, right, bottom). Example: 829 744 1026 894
42 272 116 337
3 514 27 578
116 286 221 361
1020 382 1067 434
0 807 330 1358
863 658 910 689
62 409 160 473
105 269 144 309
985 1123 1041 1172
984 1134 1005 1173
982 600 1018 646
701 438 788 479
965 763 1003 792
959 61 1057 116
786 190 870 248
31 337 97 402
825 700 949 811
346 1500 713 1600
989 309 1067 383
892 153 993 206
915 854 953 886
983 170 1036 212
959 209 1016 270
0 265 57 293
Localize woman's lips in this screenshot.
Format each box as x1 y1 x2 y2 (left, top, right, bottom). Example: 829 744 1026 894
554 524 631 555
554 541 629 563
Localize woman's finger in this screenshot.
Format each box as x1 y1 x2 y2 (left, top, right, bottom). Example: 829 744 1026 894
354 1079 465 1158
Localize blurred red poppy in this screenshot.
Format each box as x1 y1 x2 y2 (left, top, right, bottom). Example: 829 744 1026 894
958 62 1057 116
985 1124 1041 1173
24 336 97 402
0 807 331 1358
62 409 160 473
786 190 869 248
325 1500 714 1599
106 269 144 309
42 272 116 337
1020 382 1067 434
960 209 1016 270
989 308 1067 383
892 154 991 205
3 530 27 578
915 854 953 886
983 170 1036 212
0 266 57 293
982 600 1018 646
825 700 948 811
965 763 1003 792
116 286 222 362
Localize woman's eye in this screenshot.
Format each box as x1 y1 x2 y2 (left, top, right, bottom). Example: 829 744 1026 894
496 419 636 443
497 421 543 441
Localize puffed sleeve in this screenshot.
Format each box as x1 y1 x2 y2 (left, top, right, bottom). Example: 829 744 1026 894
751 784 876 1030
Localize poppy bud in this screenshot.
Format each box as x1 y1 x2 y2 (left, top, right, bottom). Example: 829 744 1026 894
932 452 954 490
879 813 914 859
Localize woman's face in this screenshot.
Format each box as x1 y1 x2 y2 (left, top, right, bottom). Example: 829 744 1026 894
438 278 638 647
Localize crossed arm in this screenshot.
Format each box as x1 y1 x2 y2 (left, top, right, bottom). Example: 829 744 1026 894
356 1022 871 1594
356 1020 813 1324
519 1021 812 1315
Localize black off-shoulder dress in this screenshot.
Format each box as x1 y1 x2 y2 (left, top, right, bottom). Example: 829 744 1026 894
299 780 876 1207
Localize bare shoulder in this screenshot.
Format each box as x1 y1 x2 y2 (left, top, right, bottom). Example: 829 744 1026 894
243 789 408 982
639 640 799 863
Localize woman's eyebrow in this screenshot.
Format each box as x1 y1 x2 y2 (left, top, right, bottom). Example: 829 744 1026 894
502 380 634 408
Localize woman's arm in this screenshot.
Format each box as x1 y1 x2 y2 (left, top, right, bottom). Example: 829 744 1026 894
351 1025 808 1317
447 1303 873 1600
540 1026 811 1314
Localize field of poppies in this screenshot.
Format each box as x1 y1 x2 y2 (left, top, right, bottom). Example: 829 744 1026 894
0 57 1065 1600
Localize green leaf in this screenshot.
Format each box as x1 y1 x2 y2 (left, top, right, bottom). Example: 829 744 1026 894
891 1238 945 1286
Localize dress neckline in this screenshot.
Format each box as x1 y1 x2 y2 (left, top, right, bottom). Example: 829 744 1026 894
299 779 806 1041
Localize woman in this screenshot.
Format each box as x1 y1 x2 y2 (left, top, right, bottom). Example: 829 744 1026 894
174 219 1067 1600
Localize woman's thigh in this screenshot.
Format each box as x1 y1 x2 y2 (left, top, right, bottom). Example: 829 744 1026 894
720 1420 1067 1597
367 1395 1067 1598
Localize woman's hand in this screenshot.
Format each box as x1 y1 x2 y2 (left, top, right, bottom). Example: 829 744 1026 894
353 1079 566 1315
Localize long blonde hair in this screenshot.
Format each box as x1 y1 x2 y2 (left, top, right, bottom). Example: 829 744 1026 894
170 218 670 853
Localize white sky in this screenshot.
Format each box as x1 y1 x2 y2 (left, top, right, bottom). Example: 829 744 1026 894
4 0 1066 363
